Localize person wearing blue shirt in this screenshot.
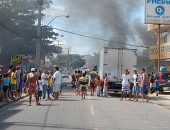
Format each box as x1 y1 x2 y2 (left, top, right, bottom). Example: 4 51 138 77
2 73 10 101
155 77 160 96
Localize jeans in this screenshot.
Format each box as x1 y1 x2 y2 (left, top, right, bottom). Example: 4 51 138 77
43 84 48 99
103 87 108 97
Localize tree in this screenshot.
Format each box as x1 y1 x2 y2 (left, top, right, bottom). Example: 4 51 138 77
52 54 86 69
0 0 60 66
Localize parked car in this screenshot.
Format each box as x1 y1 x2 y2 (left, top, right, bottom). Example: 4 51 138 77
156 72 170 93
62 73 69 78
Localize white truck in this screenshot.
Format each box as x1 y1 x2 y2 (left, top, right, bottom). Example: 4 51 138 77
99 47 137 93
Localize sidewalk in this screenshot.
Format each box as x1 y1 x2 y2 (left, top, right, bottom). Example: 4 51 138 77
149 92 170 109
0 93 28 109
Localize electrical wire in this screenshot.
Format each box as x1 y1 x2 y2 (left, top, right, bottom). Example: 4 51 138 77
53 27 149 48
0 22 25 37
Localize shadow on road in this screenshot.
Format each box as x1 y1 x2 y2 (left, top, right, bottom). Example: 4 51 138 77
0 121 95 130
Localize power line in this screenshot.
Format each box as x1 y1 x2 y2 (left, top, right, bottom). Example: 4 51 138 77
53 28 149 48
0 22 25 37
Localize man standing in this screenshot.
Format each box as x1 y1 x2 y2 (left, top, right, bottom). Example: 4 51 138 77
41 69 49 101
121 69 130 101
26 68 40 106
133 69 139 102
90 69 97 96
7 65 14 99
53 67 61 100
71 71 77 88
16 66 21 98
11 68 17 99
79 73 88 100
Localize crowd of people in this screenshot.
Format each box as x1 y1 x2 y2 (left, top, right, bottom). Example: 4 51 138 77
0 65 63 106
71 69 109 100
121 68 160 103
71 68 161 102
0 64 161 105
0 65 27 102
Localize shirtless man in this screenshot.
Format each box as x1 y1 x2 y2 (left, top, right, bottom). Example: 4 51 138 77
75 70 81 95
96 76 102 97
26 68 41 106
90 69 97 96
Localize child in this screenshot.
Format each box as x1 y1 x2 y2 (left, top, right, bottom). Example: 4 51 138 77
0 74 3 101
38 76 43 102
48 72 53 99
155 77 160 96
100 77 104 97
96 76 102 97
2 73 10 102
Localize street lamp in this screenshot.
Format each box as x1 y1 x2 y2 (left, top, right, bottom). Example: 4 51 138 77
46 15 70 26
64 47 71 72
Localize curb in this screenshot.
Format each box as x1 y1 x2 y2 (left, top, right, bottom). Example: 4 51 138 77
0 94 29 109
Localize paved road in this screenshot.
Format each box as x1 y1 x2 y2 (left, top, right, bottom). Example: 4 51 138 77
0 87 170 130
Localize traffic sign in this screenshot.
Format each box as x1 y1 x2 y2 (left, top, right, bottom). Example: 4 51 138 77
145 0 170 24
11 55 22 64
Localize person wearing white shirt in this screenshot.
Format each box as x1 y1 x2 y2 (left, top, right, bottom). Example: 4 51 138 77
132 69 140 102
121 69 130 101
52 67 61 100
41 69 49 101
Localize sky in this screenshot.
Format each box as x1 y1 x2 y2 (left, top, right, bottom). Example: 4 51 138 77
43 0 156 55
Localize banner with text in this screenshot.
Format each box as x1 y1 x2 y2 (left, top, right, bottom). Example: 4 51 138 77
149 42 170 60
145 0 170 24
11 55 22 64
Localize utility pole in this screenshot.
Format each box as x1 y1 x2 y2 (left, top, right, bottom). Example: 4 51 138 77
36 0 42 69
66 47 71 72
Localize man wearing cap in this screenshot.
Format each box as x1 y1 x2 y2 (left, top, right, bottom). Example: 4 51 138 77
26 68 41 106
52 67 61 100
132 69 140 102
41 69 49 101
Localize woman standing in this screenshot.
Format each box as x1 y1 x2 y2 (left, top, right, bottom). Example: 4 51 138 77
140 68 149 103
103 74 109 97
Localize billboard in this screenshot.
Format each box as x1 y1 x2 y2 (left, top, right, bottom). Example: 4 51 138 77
149 42 170 60
11 55 22 64
145 0 170 24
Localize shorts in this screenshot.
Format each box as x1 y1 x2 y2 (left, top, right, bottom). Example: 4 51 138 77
3 86 9 93
38 90 42 97
53 84 60 92
140 85 147 94
47 87 52 94
28 84 38 94
133 85 139 94
11 84 17 92
75 81 80 88
96 86 101 94
60 84 63 90
81 87 86 92
90 82 95 89
122 85 130 93
150 83 153 88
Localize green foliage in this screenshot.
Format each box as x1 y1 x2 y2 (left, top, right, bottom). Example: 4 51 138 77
52 54 86 69
0 0 59 58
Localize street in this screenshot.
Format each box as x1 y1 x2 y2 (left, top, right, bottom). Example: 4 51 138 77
0 84 170 130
